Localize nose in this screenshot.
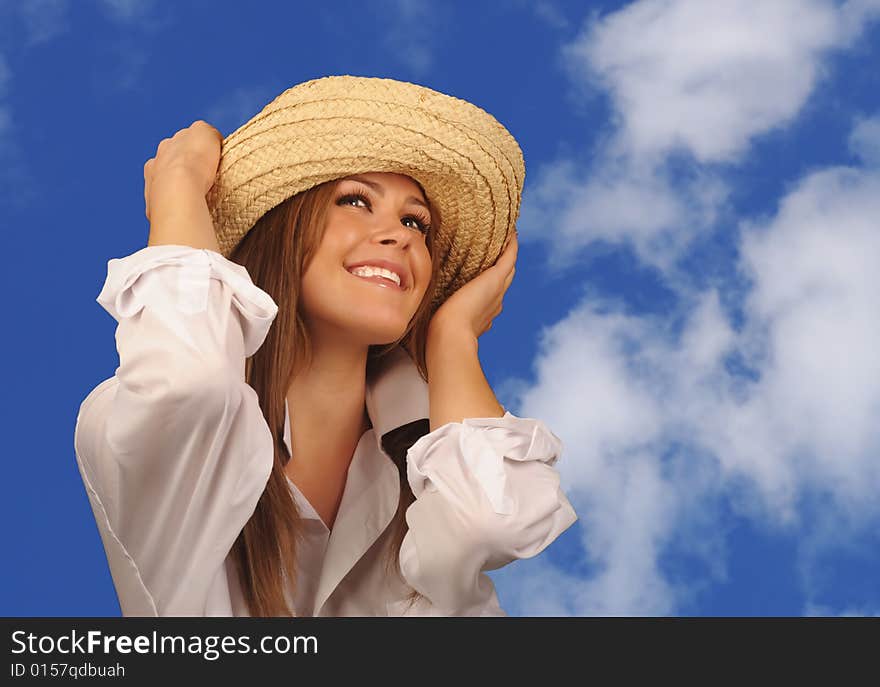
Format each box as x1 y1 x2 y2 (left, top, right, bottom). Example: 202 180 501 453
371 213 414 247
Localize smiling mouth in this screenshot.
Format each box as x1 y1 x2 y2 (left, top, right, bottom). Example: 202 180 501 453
345 268 406 291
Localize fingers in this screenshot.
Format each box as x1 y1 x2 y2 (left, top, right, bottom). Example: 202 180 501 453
191 119 224 150
143 120 223 221
192 119 223 138
503 230 518 263
144 158 154 220
503 267 515 291
501 230 517 253
500 234 516 287
468 230 517 337
493 230 518 272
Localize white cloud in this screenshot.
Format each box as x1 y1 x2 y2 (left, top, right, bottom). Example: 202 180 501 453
97 0 157 24
490 558 585 616
849 114 880 166
377 0 442 75
838 0 880 37
17 0 70 47
519 0 880 276
509 122 880 614
509 289 736 614
532 1 572 31
0 0 168 213
0 49 37 213
512 0 880 615
519 156 728 273
734 165 880 512
564 0 878 163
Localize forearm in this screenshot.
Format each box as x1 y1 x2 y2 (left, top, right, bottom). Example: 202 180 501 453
426 325 506 433
147 173 221 254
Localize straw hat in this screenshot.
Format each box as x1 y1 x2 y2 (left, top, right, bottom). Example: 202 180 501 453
205 74 525 315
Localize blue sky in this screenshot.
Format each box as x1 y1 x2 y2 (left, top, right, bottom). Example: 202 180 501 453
2 0 878 616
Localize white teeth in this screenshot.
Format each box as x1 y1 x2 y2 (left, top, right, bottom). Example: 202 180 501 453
348 265 402 287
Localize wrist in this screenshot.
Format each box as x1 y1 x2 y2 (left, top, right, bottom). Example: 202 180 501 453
426 319 478 354
147 175 221 254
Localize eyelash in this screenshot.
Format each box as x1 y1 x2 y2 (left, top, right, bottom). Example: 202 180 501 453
336 191 432 235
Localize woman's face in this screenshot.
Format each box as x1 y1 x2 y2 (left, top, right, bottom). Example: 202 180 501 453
300 171 433 346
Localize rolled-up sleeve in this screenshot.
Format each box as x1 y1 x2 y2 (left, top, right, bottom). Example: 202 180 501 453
74 245 279 616
398 412 578 616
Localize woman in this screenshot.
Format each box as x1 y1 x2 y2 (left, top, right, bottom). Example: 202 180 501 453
74 75 578 617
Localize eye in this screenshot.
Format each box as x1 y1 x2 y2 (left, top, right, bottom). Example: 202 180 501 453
337 190 432 236
337 192 370 209
402 212 431 235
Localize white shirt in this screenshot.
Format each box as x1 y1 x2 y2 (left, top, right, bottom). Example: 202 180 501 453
74 244 579 616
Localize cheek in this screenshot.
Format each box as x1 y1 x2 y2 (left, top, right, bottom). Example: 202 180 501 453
325 210 364 240
316 216 354 255
299 258 339 313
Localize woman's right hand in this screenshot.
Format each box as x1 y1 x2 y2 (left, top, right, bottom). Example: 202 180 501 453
143 120 223 223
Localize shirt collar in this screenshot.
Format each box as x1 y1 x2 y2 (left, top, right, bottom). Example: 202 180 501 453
365 345 431 443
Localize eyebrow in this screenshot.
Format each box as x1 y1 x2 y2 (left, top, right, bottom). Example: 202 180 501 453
342 175 431 213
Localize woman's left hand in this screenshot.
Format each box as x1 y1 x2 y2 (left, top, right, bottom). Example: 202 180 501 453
428 230 518 340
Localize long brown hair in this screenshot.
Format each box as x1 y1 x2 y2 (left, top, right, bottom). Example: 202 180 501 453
227 176 443 616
